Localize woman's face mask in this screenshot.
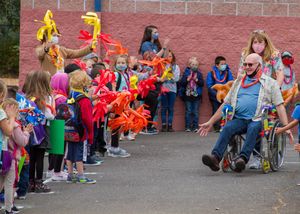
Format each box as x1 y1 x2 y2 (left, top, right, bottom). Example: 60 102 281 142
152 32 159 40
51 35 59 44
252 42 265 54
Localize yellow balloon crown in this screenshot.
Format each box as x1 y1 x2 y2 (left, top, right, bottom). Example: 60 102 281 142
35 10 60 42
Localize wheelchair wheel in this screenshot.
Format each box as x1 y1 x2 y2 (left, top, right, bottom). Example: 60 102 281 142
221 135 243 172
268 120 286 172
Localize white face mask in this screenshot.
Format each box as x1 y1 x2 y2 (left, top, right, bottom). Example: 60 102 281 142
51 36 59 44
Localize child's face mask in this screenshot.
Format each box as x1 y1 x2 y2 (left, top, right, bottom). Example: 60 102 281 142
116 65 127 71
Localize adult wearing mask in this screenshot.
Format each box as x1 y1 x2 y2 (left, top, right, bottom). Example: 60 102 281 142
238 30 284 87
138 25 169 57
36 29 94 76
238 30 285 169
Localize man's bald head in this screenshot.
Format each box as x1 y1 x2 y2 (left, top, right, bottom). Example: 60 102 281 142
245 53 263 65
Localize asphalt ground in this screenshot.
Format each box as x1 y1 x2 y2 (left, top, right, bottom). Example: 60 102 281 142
15 132 300 214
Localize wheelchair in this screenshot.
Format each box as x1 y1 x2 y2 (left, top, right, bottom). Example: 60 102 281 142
220 105 287 174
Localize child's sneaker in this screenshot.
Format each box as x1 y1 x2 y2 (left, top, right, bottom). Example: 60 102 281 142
28 181 35 193
66 173 77 183
119 133 125 141
185 128 191 132
107 147 130 158
35 180 51 193
16 195 26 200
125 133 135 141
46 170 54 178
51 172 68 181
77 176 96 184
11 205 20 213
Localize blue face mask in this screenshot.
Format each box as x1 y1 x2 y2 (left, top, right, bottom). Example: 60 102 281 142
51 35 59 44
152 33 159 40
116 65 127 71
144 66 153 72
219 64 227 71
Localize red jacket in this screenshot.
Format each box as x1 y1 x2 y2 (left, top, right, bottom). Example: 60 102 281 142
78 97 94 144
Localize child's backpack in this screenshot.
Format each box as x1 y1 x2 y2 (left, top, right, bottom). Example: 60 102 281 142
55 94 86 143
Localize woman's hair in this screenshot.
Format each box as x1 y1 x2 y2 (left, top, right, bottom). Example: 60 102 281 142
69 70 91 90
187 57 199 67
168 50 176 65
2 98 18 109
243 30 277 62
0 79 7 99
112 54 129 72
41 28 61 44
138 25 162 54
25 71 52 100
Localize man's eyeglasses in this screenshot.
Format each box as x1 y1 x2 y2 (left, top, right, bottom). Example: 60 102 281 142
243 62 257 68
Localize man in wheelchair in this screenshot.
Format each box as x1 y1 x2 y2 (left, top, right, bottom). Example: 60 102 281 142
199 53 290 173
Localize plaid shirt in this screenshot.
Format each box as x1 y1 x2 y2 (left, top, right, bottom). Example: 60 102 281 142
224 72 283 121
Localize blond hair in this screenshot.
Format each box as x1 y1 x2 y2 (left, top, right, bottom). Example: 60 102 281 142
2 98 18 109
187 57 199 67
0 79 7 100
69 70 91 90
242 30 277 62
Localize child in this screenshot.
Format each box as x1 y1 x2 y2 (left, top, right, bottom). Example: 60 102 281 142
180 57 204 132
25 70 54 193
4 98 33 213
108 55 131 157
160 50 180 132
206 56 234 132
48 72 69 181
281 51 296 91
66 70 96 184
0 81 19 214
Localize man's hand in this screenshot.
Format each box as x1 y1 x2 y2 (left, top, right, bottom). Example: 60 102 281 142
286 130 294 145
294 143 300 152
275 127 284 134
197 121 213 136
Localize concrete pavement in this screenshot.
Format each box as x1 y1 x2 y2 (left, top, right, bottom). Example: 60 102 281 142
17 132 300 214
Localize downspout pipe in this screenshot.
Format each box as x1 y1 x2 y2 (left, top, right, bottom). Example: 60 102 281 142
95 0 101 12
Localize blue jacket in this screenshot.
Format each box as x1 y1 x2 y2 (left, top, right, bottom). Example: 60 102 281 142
180 67 204 100
206 65 234 102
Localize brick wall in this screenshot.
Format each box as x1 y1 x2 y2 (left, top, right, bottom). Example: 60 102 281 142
20 9 300 130
102 0 300 17
21 0 300 17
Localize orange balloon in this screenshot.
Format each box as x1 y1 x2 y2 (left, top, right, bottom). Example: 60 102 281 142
211 81 234 103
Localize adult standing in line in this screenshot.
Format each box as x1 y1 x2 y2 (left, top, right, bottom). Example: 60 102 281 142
138 25 170 135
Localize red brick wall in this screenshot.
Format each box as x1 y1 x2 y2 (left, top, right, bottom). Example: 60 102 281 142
20 9 300 130
102 0 300 17
22 0 300 17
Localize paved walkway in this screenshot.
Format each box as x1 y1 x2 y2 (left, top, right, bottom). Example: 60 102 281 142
17 132 300 214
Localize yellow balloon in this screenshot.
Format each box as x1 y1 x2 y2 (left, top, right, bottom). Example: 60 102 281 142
81 12 100 49
130 75 138 90
35 10 60 42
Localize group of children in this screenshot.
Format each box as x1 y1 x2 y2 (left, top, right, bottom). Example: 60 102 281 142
1 19 300 213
